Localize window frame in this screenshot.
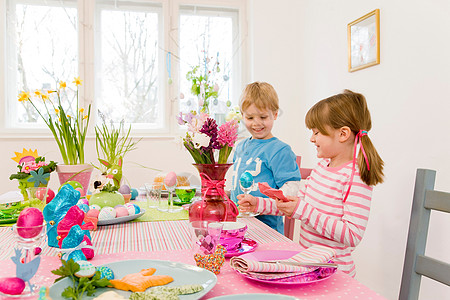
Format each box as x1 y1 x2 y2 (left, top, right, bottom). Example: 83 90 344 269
0 0 248 138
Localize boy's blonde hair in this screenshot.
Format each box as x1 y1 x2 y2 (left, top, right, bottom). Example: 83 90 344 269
240 82 279 113
305 90 384 186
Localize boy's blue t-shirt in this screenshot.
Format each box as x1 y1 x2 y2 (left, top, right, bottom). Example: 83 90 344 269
230 137 301 234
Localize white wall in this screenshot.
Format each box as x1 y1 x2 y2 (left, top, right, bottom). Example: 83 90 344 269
249 0 450 299
1 1 450 299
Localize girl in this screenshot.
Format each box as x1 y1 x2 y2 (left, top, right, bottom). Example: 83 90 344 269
237 90 384 277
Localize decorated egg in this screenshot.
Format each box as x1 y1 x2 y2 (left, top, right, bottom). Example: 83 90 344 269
164 172 177 188
239 171 254 189
131 188 138 200
35 187 48 201
124 203 136 216
0 277 26 295
115 206 129 218
118 184 131 195
75 187 85 197
89 204 101 210
59 181 83 192
86 209 100 219
97 266 114 280
98 207 116 221
77 198 89 206
77 203 90 213
89 191 125 208
16 207 44 238
46 188 55 204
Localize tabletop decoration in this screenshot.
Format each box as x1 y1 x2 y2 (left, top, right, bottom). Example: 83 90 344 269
194 244 227 275
9 149 57 200
18 78 94 194
177 111 239 223
109 268 174 292
89 182 125 208
43 184 81 248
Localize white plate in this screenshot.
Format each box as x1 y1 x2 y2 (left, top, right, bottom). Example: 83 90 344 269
210 294 298 300
97 208 146 226
49 259 217 299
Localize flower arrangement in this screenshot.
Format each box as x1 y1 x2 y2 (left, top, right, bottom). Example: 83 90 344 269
17 77 91 165
9 153 57 186
186 57 221 113
177 111 239 164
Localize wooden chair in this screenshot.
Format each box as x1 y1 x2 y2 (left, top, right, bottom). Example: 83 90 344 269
284 156 312 240
399 169 450 299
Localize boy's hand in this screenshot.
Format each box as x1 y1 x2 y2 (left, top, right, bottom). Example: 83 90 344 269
237 194 257 212
276 195 299 217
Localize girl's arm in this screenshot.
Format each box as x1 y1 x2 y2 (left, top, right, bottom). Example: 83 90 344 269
291 181 372 248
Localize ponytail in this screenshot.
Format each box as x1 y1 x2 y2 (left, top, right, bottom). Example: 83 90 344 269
358 134 384 186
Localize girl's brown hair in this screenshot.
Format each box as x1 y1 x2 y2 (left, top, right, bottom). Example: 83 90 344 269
240 82 279 113
305 90 384 186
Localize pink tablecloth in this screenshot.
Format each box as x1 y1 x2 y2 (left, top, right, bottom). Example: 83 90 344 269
0 218 386 299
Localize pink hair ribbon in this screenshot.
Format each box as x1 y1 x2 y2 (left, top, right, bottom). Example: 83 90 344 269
343 130 370 202
199 173 239 220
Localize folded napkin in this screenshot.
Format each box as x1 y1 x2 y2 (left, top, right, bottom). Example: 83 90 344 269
258 182 289 202
230 245 336 280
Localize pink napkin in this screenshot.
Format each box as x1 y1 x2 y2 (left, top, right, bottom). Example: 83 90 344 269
230 245 336 280
258 182 289 202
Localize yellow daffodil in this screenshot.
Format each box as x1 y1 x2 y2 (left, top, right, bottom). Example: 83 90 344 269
59 81 66 89
83 115 88 120
41 94 49 101
67 114 72 118
48 90 56 94
34 90 42 97
73 77 82 86
18 91 30 102
79 108 84 113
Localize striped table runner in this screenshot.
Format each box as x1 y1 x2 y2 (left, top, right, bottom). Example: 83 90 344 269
0 218 291 260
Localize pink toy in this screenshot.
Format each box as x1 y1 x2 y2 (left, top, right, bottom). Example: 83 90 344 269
115 206 129 218
46 188 55 204
86 208 100 219
16 208 44 238
164 171 177 187
0 277 25 295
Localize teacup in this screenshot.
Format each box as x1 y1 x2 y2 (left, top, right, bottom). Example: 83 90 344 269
218 221 247 251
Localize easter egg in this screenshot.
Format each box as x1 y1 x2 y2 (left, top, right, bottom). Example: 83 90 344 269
16 207 44 238
59 181 83 192
124 203 136 216
46 188 55 204
89 191 125 208
98 207 116 221
77 198 89 206
97 266 114 280
77 203 90 213
74 261 96 278
86 208 100 219
0 277 26 295
35 187 49 201
239 171 254 189
115 206 129 218
164 172 177 188
118 185 131 195
131 188 138 200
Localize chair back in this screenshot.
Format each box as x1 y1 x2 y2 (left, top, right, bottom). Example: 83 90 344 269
284 156 311 240
399 169 450 299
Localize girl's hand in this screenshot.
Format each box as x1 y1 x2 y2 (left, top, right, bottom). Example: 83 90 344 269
237 194 258 212
276 195 299 217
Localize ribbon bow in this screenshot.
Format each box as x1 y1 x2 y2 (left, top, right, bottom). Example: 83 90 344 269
344 130 370 202
57 241 95 261
199 173 238 220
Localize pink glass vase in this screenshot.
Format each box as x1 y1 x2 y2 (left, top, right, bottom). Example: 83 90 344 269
189 163 238 223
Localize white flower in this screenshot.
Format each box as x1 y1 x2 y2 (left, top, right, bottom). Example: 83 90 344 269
191 133 210 149
226 106 242 122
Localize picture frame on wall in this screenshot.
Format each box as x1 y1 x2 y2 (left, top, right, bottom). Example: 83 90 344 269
348 9 380 72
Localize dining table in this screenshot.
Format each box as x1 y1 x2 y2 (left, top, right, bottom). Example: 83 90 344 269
0 198 387 300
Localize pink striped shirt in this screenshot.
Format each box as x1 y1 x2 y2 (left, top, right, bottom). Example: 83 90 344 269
256 159 373 277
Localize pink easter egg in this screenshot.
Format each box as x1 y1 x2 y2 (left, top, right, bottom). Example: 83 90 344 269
46 188 55 204
164 171 177 187
115 206 129 218
0 277 26 295
35 187 48 201
75 187 85 196
86 209 100 219
16 207 44 238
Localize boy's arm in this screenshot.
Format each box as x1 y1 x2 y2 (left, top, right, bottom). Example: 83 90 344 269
291 181 373 248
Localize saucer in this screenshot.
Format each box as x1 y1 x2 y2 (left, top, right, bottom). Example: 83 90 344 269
224 238 258 258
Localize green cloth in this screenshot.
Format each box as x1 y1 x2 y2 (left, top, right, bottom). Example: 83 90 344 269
133 201 189 222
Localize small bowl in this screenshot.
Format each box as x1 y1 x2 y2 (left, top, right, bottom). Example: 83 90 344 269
219 221 247 251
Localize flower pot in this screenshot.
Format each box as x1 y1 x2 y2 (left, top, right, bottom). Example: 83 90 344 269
56 164 93 195
189 163 238 223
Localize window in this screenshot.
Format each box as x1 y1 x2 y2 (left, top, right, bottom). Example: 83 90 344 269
0 0 247 135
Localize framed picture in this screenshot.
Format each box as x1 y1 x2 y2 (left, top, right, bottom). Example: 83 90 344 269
348 9 380 72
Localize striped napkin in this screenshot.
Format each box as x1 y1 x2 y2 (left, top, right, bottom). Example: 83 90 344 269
230 245 336 280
